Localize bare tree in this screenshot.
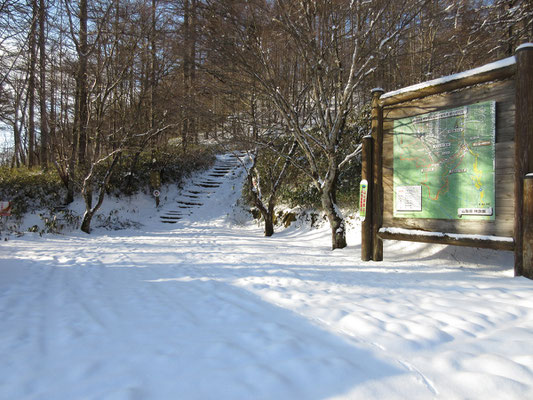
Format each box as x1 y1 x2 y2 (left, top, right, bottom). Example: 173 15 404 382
38 0 48 166
246 139 298 236
206 0 427 249
27 0 37 167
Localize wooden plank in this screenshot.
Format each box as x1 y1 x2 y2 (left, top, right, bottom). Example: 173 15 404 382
496 141 514 151
381 66 516 107
382 81 515 120
496 171 515 181
496 156 515 169
382 209 516 223
380 217 515 237
495 168 515 177
378 228 514 251
496 203 514 213
495 108 516 143
495 176 515 188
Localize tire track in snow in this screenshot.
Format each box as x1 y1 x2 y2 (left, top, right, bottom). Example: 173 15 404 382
397 359 439 396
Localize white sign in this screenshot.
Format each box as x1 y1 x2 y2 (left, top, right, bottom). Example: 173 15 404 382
458 207 493 217
153 190 160 197
395 186 422 212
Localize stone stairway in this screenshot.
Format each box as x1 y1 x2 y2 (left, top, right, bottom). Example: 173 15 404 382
159 153 245 224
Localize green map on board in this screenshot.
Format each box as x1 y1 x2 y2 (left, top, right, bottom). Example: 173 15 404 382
393 101 495 220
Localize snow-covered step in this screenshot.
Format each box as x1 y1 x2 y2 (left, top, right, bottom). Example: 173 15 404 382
177 201 203 206
160 216 181 221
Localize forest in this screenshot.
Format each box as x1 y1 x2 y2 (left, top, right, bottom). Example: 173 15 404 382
0 0 532 245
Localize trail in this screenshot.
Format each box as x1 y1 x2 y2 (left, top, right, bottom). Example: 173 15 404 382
158 153 244 225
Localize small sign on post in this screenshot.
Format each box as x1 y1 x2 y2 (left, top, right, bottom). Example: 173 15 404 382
153 189 160 207
0 201 12 217
150 170 161 207
359 180 368 221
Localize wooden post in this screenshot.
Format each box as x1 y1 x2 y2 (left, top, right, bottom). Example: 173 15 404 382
514 43 533 276
371 88 384 261
361 135 373 261
523 174 533 279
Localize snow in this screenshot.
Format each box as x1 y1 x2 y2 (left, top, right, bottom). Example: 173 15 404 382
516 43 533 51
1 154 533 399
380 227 514 242
381 57 516 100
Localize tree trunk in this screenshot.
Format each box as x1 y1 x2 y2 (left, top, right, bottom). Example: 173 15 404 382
247 167 274 237
249 183 277 237
48 58 56 165
80 152 121 234
322 190 347 249
66 165 75 204
80 210 94 234
66 88 79 204
80 184 93 233
182 0 197 147
182 0 191 150
12 115 25 168
77 0 88 165
321 162 347 249
27 0 37 167
264 210 274 237
39 0 48 167
150 0 157 133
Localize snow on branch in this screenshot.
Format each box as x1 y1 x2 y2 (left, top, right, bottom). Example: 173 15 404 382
338 143 363 170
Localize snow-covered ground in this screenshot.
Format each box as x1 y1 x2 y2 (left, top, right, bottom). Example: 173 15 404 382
1 154 532 400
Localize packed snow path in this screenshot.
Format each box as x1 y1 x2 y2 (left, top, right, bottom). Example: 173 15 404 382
1 154 533 399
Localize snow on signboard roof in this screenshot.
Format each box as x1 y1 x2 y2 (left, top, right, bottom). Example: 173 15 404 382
516 43 533 51
381 56 516 100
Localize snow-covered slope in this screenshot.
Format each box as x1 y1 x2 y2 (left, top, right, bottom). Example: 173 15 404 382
1 153 532 400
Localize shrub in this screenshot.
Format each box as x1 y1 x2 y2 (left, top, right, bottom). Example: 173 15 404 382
106 144 217 195
0 167 65 217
